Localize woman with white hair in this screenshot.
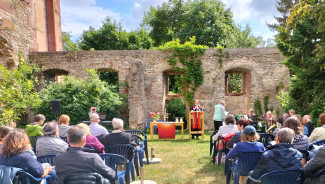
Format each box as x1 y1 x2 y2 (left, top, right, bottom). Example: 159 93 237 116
36 121 69 156
103 118 136 147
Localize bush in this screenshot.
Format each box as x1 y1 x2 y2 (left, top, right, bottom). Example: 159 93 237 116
34 69 123 124
167 99 186 128
0 55 41 126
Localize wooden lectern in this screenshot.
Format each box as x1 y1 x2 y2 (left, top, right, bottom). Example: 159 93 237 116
188 111 204 140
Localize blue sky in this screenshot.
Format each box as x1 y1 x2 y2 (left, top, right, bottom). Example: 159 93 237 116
61 0 279 42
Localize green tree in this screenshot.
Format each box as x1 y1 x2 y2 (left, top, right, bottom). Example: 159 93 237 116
62 32 79 51
267 0 298 31
34 69 123 124
0 54 41 125
79 18 153 50
143 0 261 48
276 0 325 121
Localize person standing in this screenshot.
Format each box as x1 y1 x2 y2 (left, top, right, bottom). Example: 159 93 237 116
213 100 226 131
190 100 203 139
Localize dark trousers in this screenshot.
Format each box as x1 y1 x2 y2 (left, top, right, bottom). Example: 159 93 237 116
214 121 223 131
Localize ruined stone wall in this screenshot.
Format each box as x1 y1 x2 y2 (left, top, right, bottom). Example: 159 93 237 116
29 48 289 129
0 0 32 67
0 0 62 67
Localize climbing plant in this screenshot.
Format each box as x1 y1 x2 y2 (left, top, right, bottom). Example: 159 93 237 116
158 37 208 113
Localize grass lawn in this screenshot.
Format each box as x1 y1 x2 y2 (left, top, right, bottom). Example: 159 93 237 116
141 130 228 184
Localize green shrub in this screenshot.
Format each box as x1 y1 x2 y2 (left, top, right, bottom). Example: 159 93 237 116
167 99 186 128
0 54 41 126
34 69 123 124
254 98 263 116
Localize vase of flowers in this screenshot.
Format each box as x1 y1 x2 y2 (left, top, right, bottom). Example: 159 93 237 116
150 112 160 122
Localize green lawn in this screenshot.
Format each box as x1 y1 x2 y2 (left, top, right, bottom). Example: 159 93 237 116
141 130 227 184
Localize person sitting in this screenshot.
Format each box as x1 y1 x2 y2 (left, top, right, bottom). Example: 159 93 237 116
58 114 70 137
36 121 69 157
78 123 105 153
103 118 136 147
213 114 239 141
279 113 289 126
0 130 55 179
283 117 308 151
0 126 13 154
249 128 303 180
226 125 265 184
226 119 250 148
54 125 115 183
303 115 314 137
25 114 45 137
309 113 325 143
288 109 296 117
247 109 255 122
88 113 108 137
303 145 325 184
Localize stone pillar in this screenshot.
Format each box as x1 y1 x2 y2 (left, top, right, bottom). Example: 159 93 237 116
128 62 146 129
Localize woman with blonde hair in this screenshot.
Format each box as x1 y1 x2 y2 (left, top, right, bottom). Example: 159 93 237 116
77 123 104 153
0 130 55 179
58 114 71 137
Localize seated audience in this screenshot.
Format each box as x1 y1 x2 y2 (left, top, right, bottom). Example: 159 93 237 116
54 125 115 183
0 130 54 178
0 126 13 154
88 113 108 137
213 114 239 141
226 125 265 184
249 128 303 179
266 111 273 126
78 123 105 153
247 109 255 122
283 117 308 150
303 115 314 137
103 118 136 147
36 121 68 156
309 113 325 143
58 114 70 137
279 113 289 126
25 114 45 137
303 146 325 184
226 119 250 148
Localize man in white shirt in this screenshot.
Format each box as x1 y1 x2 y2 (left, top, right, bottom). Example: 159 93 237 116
88 114 109 136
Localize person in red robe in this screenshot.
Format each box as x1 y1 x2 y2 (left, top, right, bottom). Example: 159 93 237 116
190 100 203 139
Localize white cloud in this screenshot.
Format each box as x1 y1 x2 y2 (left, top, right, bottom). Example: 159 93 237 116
221 0 279 26
61 0 121 38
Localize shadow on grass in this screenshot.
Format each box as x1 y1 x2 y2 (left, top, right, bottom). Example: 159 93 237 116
195 156 226 183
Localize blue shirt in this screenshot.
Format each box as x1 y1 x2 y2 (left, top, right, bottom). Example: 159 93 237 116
226 141 265 159
0 152 44 178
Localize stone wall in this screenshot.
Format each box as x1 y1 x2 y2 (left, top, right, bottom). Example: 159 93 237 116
0 0 32 67
0 0 62 67
29 48 289 129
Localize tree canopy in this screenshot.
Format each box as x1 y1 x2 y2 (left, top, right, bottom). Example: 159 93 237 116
276 0 325 121
143 0 262 48
79 18 153 50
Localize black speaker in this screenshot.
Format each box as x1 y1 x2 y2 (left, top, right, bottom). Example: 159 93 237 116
51 100 61 114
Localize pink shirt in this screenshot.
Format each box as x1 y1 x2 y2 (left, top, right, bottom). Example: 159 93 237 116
86 135 105 153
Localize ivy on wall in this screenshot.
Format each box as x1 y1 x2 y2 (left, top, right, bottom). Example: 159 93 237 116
158 37 208 111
